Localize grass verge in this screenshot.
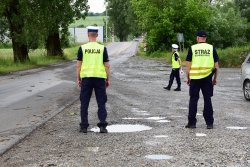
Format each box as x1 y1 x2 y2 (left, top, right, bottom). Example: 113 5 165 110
138 43 250 68
217 44 250 67
0 47 79 74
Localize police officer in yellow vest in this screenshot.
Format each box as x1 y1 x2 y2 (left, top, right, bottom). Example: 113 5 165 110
76 26 110 133
185 30 219 129
164 44 182 91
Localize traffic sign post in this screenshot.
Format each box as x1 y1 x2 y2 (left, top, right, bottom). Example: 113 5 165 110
177 33 184 52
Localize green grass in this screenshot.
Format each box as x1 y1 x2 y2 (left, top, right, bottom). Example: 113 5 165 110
64 46 79 60
70 16 108 28
217 43 250 67
0 43 12 49
138 42 250 68
137 43 187 66
0 47 79 74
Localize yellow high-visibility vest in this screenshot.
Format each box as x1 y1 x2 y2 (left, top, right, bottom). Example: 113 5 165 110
190 43 214 79
172 51 181 69
80 42 107 79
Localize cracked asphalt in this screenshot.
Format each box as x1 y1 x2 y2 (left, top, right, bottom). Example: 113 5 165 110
0 42 249 167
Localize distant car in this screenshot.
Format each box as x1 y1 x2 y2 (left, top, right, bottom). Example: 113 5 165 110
133 38 139 42
241 53 250 101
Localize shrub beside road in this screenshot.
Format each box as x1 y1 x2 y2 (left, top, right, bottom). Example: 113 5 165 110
140 42 250 68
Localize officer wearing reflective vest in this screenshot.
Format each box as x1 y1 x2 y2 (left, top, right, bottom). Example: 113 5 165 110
76 26 110 133
164 44 182 91
185 30 219 129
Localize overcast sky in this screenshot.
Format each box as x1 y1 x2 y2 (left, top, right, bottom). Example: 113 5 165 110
88 0 106 13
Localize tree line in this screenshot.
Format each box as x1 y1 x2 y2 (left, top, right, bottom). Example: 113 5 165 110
107 0 250 52
1 0 249 63
0 0 89 62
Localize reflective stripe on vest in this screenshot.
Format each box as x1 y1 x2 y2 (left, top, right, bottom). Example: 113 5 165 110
172 51 180 68
80 42 107 79
190 43 214 79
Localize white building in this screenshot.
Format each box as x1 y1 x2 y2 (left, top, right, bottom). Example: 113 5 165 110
69 26 104 43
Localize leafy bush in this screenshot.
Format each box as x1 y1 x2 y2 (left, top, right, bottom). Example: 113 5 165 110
217 43 250 67
132 0 249 53
207 4 248 48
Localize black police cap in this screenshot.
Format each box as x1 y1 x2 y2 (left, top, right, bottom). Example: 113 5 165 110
196 30 207 37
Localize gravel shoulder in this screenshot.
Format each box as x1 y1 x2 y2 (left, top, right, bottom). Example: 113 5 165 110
0 48 249 167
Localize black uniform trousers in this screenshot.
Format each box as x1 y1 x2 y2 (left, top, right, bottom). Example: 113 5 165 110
188 74 214 126
80 78 108 129
167 68 181 88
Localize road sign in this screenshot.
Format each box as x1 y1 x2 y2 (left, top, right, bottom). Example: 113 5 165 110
177 33 184 43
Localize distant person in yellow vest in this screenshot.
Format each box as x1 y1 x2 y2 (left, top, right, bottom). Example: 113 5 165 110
185 30 219 129
76 26 110 133
164 44 182 91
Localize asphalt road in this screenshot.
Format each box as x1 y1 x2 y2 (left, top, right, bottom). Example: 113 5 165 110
0 41 139 155
0 42 249 167
0 61 79 154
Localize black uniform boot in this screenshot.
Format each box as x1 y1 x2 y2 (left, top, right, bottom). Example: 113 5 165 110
207 125 214 129
163 86 171 90
174 87 181 91
79 128 88 133
185 124 196 129
100 127 108 133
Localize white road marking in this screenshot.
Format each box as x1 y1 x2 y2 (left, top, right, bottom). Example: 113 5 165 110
146 117 166 120
226 126 248 130
145 154 173 160
156 120 171 123
196 133 207 137
154 135 168 138
90 124 152 133
122 117 144 120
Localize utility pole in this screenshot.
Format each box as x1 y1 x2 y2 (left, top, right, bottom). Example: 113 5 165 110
112 24 115 42
105 9 108 42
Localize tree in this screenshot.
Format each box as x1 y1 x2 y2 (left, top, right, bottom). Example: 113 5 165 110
0 17 8 43
107 0 136 41
180 0 212 45
31 0 89 56
125 4 141 38
131 0 173 51
131 0 212 52
0 0 89 62
235 0 250 41
235 0 250 21
0 0 29 62
207 1 248 47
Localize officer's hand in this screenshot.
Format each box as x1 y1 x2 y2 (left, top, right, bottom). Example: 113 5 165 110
212 78 217 85
77 79 81 88
106 80 110 88
186 79 190 86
